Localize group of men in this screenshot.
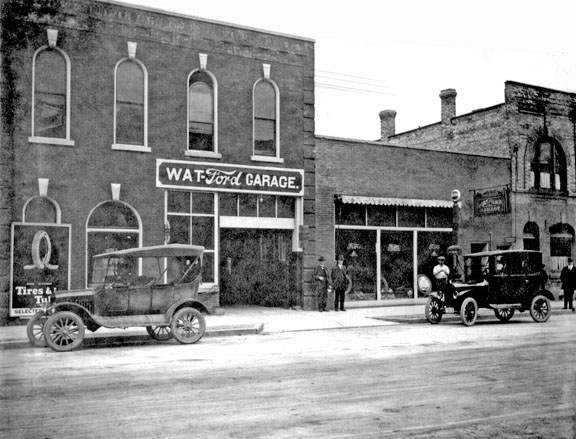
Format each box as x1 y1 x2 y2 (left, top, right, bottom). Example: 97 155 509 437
313 255 350 312
315 252 576 312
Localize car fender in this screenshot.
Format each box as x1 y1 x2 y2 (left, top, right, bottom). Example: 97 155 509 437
428 291 443 300
44 302 96 326
166 298 208 319
537 289 555 302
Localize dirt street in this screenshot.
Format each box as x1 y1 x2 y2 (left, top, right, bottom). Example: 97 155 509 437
1 312 575 438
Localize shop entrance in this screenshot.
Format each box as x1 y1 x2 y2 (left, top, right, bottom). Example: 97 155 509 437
219 229 296 307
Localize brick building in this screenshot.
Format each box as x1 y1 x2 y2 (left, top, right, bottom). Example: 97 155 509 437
384 81 576 296
315 134 510 305
0 0 317 323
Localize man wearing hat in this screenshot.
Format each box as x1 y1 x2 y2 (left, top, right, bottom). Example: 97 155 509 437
433 255 450 292
331 255 350 311
314 256 330 312
560 258 576 311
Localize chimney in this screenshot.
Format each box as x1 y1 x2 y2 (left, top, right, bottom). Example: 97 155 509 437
439 89 457 125
379 109 396 141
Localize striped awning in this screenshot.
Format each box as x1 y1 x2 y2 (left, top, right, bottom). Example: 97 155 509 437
338 195 452 209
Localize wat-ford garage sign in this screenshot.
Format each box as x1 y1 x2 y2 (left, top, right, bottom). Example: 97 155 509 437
157 160 304 196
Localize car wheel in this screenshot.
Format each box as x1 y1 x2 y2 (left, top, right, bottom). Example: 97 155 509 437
529 295 551 323
460 297 478 326
146 326 172 341
171 307 206 344
425 297 443 324
43 311 86 352
26 311 48 347
494 308 515 322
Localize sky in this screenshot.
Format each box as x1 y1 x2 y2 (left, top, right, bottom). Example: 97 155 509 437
116 0 576 140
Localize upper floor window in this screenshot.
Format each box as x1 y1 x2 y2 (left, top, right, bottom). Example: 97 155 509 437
188 70 215 152
113 42 148 152
530 138 566 193
29 29 74 146
253 65 280 162
253 80 278 157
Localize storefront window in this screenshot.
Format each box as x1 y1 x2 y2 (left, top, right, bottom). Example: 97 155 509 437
367 205 395 227
336 203 365 226
381 231 413 298
167 191 215 282
426 208 452 228
417 232 452 290
398 207 424 228
220 194 295 219
335 229 377 301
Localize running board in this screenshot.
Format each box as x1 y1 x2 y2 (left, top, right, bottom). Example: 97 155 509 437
489 304 522 309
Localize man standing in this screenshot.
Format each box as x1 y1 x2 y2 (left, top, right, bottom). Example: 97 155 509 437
314 256 329 312
331 255 350 312
433 256 450 292
560 258 576 311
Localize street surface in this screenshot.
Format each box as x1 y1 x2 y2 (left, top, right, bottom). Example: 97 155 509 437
1 310 575 438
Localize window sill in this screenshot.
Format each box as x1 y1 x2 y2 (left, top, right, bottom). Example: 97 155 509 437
28 136 75 147
112 144 152 153
184 150 222 159
251 155 284 164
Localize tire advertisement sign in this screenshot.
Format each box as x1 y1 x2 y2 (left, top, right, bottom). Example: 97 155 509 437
10 223 71 318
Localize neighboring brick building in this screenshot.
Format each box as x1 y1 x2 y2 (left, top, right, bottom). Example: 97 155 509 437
315 135 510 305
383 81 576 296
0 0 316 323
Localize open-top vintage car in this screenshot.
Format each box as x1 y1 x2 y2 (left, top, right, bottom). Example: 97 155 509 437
425 250 554 326
27 244 208 351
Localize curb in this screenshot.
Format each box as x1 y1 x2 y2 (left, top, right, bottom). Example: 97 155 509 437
0 324 264 350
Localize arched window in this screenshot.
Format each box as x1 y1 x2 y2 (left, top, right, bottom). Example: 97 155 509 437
114 59 147 147
530 138 566 192
86 201 141 285
253 79 279 157
188 70 215 152
523 221 540 251
31 47 73 144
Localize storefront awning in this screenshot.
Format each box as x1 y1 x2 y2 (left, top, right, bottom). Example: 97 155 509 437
338 195 453 209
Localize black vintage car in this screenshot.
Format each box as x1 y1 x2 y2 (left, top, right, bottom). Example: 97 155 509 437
26 244 208 351
425 250 554 326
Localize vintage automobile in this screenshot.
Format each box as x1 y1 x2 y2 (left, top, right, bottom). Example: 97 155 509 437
26 244 208 351
424 249 554 326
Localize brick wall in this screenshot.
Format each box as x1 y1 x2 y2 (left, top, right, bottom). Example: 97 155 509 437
315 137 512 265
1 0 315 321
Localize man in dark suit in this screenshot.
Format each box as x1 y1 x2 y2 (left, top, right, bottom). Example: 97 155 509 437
560 258 576 311
313 256 329 312
331 255 350 312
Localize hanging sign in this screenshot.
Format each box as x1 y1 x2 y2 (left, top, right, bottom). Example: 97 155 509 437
156 159 304 196
10 223 71 317
474 186 510 216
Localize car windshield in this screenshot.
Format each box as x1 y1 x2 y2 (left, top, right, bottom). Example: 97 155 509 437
91 255 201 286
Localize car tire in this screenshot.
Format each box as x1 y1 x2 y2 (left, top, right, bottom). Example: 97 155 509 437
460 297 478 326
146 326 172 341
425 297 443 324
529 295 551 323
171 307 206 344
494 308 515 322
43 311 86 352
26 311 48 347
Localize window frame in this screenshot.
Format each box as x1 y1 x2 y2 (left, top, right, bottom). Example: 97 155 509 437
252 78 282 163
28 46 74 146
112 58 150 152
529 137 566 194
185 68 221 159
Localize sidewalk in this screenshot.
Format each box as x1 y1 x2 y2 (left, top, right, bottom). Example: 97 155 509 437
1 299 571 350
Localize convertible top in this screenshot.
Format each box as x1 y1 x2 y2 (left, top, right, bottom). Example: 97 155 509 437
94 244 205 259
463 249 541 258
